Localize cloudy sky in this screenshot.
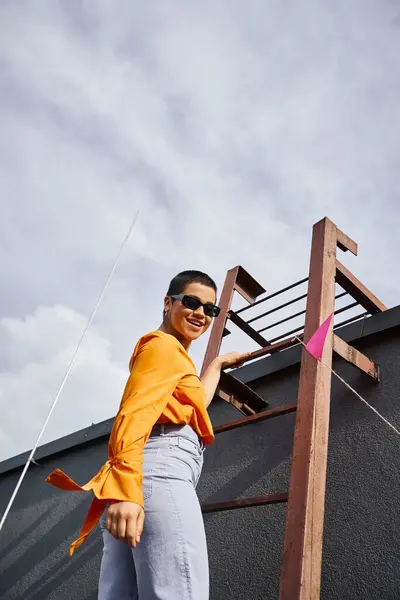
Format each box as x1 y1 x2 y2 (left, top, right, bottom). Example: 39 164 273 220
1 1 399 462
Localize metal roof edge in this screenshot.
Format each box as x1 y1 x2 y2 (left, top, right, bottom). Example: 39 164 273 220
0 417 115 476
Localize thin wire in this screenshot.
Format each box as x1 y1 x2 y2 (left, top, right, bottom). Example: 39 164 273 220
330 369 400 437
294 336 400 438
0 211 139 534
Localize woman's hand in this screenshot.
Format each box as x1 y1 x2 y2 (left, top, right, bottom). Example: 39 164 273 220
106 501 144 548
216 351 251 370
201 351 251 408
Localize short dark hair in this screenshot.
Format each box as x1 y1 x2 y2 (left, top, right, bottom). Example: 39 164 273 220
166 270 217 296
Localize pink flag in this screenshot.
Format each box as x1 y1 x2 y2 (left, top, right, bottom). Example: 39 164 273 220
305 312 334 360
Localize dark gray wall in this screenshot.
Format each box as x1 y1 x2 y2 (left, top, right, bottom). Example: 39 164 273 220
204 328 400 600
1 326 399 600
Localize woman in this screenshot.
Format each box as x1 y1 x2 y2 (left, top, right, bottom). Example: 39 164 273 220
46 270 248 600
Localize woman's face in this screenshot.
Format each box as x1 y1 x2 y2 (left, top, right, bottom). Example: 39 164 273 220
164 282 217 342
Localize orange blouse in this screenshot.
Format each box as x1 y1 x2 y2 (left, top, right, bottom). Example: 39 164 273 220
46 330 215 555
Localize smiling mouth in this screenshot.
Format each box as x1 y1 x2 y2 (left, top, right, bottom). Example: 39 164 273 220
187 318 204 329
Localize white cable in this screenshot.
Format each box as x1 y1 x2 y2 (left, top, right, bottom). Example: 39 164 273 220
0 210 139 534
330 368 400 437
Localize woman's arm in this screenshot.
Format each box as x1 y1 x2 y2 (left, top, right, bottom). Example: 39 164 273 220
108 334 184 500
106 333 184 547
200 351 251 408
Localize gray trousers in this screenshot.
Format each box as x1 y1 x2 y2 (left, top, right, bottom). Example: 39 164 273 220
98 423 209 600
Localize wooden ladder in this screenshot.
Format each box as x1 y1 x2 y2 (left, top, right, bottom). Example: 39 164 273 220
200 217 386 600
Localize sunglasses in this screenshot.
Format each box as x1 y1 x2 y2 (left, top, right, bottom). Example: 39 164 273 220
170 295 221 318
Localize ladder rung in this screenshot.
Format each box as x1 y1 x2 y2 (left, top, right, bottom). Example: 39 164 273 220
333 334 380 380
202 492 288 514
214 403 297 435
225 334 304 369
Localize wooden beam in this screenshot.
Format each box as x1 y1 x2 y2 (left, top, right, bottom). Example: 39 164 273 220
219 371 268 412
280 217 337 600
241 403 256 415
228 310 271 347
201 267 238 377
234 265 266 304
200 265 266 376
229 396 248 415
202 492 288 514
333 334 379 381
336 226 358 256
222 333 304 368
336 260 387 315
214 403 297 434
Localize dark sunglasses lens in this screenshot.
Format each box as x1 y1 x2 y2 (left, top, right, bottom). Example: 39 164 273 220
182 296 201 310
204 304 220 317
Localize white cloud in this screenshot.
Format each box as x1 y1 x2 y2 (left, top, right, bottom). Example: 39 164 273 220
0 305 126 461
0 1 399 459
